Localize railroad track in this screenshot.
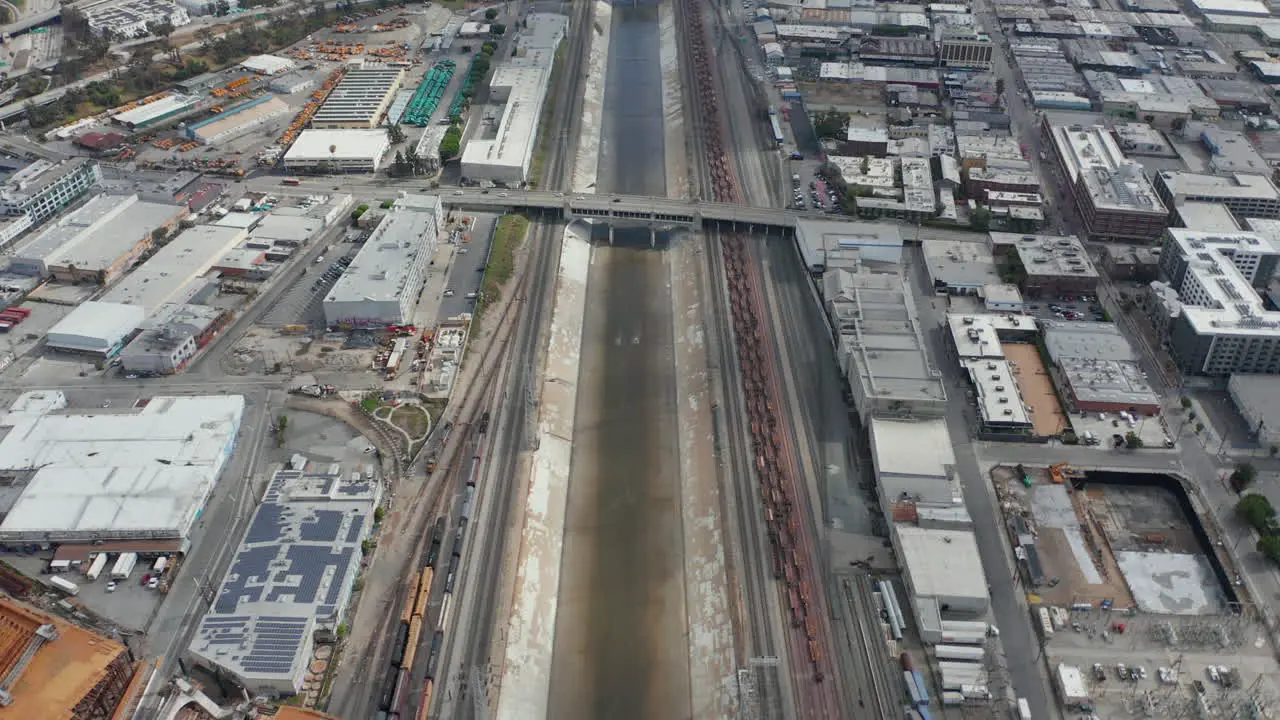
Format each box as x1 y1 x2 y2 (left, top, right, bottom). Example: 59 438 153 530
704 227 786 718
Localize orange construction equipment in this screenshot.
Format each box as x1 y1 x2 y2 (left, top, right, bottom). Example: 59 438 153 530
1049 462 1082 484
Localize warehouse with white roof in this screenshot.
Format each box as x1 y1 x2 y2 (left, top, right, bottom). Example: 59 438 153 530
323 194 441 326
111 94 201 129
240 54 295 75
894 524 989 614
9 193 187 283
100 224 247 314
45 301 146 357
0 392 244 545
282 129 391 173
188 467 377 694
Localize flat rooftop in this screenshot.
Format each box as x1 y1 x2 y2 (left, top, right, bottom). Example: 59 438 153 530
946 312 1039 358
1047 123 1165 215
1157 170 1280 202
1165 227 1280 336
0 596 127 720
829 269 948 408
100 224 246 314
921 239 1001 289
869 417 954 479
795 218 903 271
324 198 440 307
11 193 184 273
190 468 377 692
963 357 1034 427
283 129 389 163
897 525 988 603
1001 233 1099 279
0 393 243 542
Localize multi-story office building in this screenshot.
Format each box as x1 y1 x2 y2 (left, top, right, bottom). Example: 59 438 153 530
0 158 102 225
1042 121 1168 242
1152 170 1280 222
1155 227 1280 375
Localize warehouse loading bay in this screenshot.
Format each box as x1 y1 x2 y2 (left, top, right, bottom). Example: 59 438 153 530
991 465 1280 718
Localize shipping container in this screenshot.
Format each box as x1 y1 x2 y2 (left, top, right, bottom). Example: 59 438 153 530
4 307 30 318
86 553 109 581
50 559 71 571
50 575 79 595
152 556 169 574
111 552 138 579
942 691 965 706
1018 697 1032 719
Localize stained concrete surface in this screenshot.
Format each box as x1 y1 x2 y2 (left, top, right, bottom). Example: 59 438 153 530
1114 551 1226 615
548 231 690 720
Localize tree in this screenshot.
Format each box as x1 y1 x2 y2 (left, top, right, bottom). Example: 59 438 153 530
1236 494 1275 532
374 506 386 523
484 7 498 19
387 123 405 144
1257 534 1280 565
970 207 992 231
995 77 1005 96
1231 462 1258 492
490 23 506 36
392 150 409 176
1195 422 1205 434
147 20 175 44
1180 396 1192 410
1124 431 1143 449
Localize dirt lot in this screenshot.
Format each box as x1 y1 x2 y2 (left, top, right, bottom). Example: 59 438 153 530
1004 342 1067 436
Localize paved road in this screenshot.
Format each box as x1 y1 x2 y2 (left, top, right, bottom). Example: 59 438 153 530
903 246 1058 719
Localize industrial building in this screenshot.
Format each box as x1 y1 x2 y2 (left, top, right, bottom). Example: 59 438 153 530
794 218 903 273
1227 374 1280 446
282 129 390 173
922 240 1001 295
310 68 405 129
323 194 441 327
45 301 146 357
1199 126 1270 175
0 392 244 545
240 54 295 76
0 158 103 225
1042 121 1168 242
824 266 947 421
111 94 201 129
118 303 228 376
186 96 291 146
989 232 1099 298
175 0 236 13
188 467 378 696
8 193 186 283
460 14 567 184
1042 321 1161 414
946 313 1039 360
101 224 247 315
0 596 134 719
1174 201 1241 231
936 28 994 69
1152 170 1280 222
894 524 989 614
83 0 190 38
870 418 961 510
1153 227 1280 375
0 214 32 250
961 357 1035 434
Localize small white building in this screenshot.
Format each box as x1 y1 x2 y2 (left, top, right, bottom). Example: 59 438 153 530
895 525 989 614
240 54 295 76
1056 664 1091 707
283 129 391 173
45 301 146 357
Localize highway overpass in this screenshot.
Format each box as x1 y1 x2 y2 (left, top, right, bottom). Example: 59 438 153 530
444 188 841 231
0 8 59 39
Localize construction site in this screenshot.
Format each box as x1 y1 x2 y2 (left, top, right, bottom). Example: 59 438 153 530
992 465 1280 718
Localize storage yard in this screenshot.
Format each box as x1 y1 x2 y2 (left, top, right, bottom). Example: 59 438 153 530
990 466 1280 717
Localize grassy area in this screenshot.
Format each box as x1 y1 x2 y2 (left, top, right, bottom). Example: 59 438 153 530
422 398 447 430
474 213 530 325
527 39 569 189
390 404 430 439
360 393 380 413
373 406 392 420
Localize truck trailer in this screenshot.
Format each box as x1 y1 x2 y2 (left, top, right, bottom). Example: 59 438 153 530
111 552 138 580
50 575 79 595
85 553 109 581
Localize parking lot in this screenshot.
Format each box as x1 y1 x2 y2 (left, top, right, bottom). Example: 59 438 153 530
1024 296 1106 323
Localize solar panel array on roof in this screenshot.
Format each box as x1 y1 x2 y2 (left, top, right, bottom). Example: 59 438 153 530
189 468 379 692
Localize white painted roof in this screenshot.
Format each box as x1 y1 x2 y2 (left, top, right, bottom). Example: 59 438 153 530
46 301 146 352
870 418 954 479
284 129 390 163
